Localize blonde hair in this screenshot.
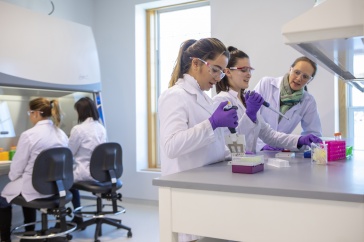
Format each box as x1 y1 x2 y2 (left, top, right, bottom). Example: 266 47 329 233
169 38 229 88
29 97 62 127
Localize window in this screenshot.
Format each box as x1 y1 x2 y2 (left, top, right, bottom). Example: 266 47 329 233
146 2 211 168
347 54 364 150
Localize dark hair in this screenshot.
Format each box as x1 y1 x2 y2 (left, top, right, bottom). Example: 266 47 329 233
291 56 318 78
169 38 230 87
215 46 250 107
216 46 249 94
74 97 100 123
29 97 62 127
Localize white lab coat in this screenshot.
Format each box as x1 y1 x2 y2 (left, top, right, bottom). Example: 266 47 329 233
159 74 229 242
68 117 107 183
213 89 300 153
254 76 322 151
1 120 68 203
159 74 229 176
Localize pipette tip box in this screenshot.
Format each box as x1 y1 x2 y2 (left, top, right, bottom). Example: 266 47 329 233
230 155 264 174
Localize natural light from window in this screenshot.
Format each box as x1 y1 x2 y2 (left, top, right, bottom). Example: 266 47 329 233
158 5 211 96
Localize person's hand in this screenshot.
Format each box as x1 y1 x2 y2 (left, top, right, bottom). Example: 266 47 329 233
261 145 284 151
297 134 322 148
245 91 264 122
209 101 238 130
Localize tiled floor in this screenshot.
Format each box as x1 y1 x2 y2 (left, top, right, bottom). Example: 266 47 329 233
10 197 160 242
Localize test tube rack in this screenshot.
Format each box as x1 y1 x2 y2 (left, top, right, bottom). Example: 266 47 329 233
326 140 346 161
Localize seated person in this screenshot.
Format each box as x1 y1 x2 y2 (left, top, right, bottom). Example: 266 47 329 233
68 97 107 227
0 97 68 242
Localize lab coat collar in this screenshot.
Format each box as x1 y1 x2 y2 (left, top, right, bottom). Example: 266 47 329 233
178 74 214 114
227 89 245 110
35 119 53 126
83 117 94 123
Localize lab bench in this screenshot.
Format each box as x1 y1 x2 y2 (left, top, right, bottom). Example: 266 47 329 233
153 151 364 242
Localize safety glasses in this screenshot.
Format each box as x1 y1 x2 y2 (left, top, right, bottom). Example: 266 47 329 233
229 66 255 73
190 57 225 80
290 68 313 82
27 110 43 116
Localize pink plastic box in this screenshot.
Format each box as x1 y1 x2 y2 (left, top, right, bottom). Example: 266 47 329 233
326 140 346 161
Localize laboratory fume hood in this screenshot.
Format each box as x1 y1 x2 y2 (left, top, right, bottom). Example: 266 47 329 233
0 1 104 151
282 0 364 92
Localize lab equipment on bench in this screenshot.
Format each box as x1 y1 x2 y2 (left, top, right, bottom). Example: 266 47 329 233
230 155 264 174
224 102 264 174
267 158 290 168
275 151 295 158
311 142 327 165
223 102 245 154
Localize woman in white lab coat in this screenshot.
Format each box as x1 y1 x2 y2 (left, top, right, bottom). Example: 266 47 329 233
68 97 107 226
0 97 68 242
213 47 321 153
253 56 322 151
158 38 238 242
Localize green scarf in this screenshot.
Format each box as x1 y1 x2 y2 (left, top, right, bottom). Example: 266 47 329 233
279 74 303 121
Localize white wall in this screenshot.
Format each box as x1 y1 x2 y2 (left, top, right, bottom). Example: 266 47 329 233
1 0 336 201
211 0 335 136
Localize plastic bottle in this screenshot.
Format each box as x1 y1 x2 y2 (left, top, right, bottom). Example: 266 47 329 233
9 146 16 161
0 148 9 161
334 132 342 140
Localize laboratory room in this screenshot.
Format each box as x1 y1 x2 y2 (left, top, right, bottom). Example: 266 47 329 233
0 0 363 242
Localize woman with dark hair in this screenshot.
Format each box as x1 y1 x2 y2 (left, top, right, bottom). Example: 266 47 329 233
158 38 238 242
213 47 321 153
254 56 322 151
0 97 68 242
68 97 107 226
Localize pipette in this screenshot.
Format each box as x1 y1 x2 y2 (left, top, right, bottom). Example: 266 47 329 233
247 90 290 120
223 102 238 134
262 101 290 120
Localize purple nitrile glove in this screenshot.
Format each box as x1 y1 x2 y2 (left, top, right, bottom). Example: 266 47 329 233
261 145 284 151
209 101 238 130
297 134 323 148
245 91 264 122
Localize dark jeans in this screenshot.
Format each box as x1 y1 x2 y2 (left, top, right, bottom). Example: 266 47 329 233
70 188 81 209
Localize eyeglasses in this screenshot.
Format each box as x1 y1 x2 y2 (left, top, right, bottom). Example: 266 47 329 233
229 66 255 73
290 68 313 82
27 110 43 116
190 57 225 80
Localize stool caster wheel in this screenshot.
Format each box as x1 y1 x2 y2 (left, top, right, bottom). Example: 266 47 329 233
127 231 132 237
66 234 73 240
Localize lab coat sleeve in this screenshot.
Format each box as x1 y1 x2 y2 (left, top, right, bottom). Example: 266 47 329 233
300 96 322 137
258 116 300 150
68 126 81 156
8 132 31 181
159 91 216 159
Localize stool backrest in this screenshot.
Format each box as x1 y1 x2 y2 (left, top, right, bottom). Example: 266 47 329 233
90 142 123 182
32 147 74 195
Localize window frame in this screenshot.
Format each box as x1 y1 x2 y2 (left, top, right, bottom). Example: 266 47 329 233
146 1 210 169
